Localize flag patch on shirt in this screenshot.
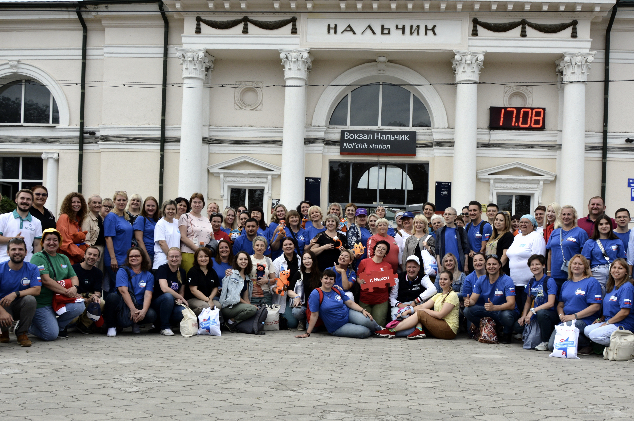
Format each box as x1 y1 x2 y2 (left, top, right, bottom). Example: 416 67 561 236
595 295 602 301
624 298 632 305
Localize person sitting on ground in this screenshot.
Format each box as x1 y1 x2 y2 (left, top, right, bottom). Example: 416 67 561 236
514 254 558 351
377 270 459 340
435 253 464 296
463 254 518 344
584 258 633 347
389 255 436 321
272 237 302 328
186 247 221 316
56 192 89 265
249 236 275 306
296 250 321 330
297 269 380 339
103 246 157 337
219 251 258 332
72 246 104 334
152 248 188 336
547 254 602 355
29 229 85 340
0 238 41 347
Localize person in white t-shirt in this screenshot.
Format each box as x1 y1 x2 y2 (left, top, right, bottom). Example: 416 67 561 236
153 201 181 270
0 189 42 263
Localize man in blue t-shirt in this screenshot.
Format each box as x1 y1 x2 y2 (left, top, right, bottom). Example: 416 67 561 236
614 208 631 256
466 201 492 272
435 207 469 272
0 238 41 347
233 219 269 256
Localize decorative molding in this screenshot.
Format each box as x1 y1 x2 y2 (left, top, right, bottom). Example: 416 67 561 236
41 152 59 160
176 48 214 80
234 81 263 111
280 49 312 81
468 37 591 54
224 176 268 183
556 52 596 82
182 34 300 50
208 155 281 175
477 161 556 180
195 15 297 34
471 18 578 38
452 51 485 83
503 86 533 107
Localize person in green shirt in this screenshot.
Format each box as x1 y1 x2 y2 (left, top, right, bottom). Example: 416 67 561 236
29 229 85 341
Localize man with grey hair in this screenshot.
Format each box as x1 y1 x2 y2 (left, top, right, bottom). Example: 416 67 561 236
435 207 469 273
82 194 105 271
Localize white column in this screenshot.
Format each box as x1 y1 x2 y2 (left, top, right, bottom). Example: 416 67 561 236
451 51 485 208
176 48 214 198
41 152 59 217
556 52 595 213
279 49 312 208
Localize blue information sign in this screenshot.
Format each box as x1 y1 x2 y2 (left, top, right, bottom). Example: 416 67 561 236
629 179 634 188
631 188 634 201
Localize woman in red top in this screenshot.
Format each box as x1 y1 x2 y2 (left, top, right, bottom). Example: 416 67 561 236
56 192 89 264
367 218 399 273
544 202 561 243
357 240 394 328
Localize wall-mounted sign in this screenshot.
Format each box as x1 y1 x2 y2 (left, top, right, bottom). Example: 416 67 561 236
340 130 416 156
489 107 546 130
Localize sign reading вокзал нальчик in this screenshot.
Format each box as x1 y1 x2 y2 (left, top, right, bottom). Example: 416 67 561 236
340 130 417 156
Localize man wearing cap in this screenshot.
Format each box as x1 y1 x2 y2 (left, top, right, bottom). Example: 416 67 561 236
389 255 437 321
395 212 414 267
0 189 42 263
346 208 372 263
72 246 105 334
0 238 41 347
395 211 404 233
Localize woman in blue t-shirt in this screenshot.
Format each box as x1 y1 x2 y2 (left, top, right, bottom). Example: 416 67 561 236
212 239 234 289
133 196 159 264
584 259 634 346
104 191 134 293
548 254 602 355
296 269 380 339
581 214 626 294
515 254 558 351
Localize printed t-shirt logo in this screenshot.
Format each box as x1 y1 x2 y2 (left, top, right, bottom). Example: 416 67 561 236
21 277 30 286
611 245 618 251
575 289 585 296
61 264 67 268
566 238 577 242
139 280 146 288
170 282 179 291
334 294 342 301
609 295 618 302
495 289 503 296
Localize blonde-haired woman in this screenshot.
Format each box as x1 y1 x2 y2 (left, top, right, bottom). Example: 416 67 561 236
305 205 325 240
56 192 89 265
179 192 213 273
401 214 435 272
544 202 562 243
104 191 134 292
126 193 143 224
435 253 464 295
221 207 240 241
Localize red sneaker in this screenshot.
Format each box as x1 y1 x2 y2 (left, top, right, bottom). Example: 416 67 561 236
407 328 426 340
375 328 396 338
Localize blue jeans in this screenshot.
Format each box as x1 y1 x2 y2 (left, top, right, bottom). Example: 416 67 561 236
464 305 518 334
29 303 86 341
332 310 381 339
282 304 306 329
151 293 185 329
103 292 157 328
548 320 590 351
584 322 618 346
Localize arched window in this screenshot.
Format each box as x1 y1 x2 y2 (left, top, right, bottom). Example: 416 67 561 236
0 79 59 125
329 83 431 128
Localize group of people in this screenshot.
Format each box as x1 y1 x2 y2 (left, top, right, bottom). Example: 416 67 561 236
1 187 632 357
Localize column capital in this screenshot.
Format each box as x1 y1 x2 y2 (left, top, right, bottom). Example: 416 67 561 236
280 49 312 81
41 152 59 160
452 51 485 83
556 52 596 83
176 48 214 80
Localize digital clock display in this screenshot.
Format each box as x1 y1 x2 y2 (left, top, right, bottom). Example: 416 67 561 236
489 107 546 130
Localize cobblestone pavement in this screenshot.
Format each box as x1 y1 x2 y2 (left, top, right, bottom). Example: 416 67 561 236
2 329 634 421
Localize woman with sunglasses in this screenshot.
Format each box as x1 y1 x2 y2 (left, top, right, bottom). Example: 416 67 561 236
29 185 56 230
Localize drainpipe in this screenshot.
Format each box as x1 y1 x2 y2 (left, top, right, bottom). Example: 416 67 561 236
76 8 87 194
159 1 169 205
601 3 618 201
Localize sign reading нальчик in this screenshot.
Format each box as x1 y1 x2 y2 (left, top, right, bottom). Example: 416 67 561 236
340 130 416 156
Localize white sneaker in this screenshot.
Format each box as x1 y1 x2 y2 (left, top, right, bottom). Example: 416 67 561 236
107 328 117 337
297 321 305 331
535 342 549 351
160 328 174 336
132 323 141 334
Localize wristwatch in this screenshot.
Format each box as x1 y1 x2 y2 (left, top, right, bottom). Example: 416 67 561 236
530 308 536 315
15 290 21 298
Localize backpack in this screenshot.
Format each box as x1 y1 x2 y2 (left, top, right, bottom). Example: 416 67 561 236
317 285 343 305
603 328 634 361
234 305 268 335
477 317 498 344
306 286 344 327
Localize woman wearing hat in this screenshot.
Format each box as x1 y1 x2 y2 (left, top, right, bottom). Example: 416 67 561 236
29 229 86 340
505 214 546 321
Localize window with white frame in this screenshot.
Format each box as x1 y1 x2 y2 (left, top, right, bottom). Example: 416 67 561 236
0 80 60 125
0 157 44 199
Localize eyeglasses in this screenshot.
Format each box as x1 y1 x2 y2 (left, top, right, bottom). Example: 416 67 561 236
103 205 113 209
485 254 499 260
462 213 468 216
34 193 48 197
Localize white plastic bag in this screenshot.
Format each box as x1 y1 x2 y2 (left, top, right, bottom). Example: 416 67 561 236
180 307 198 337
197 307 221 336
604 328 634 361
549 321 579 359
263 304 281 331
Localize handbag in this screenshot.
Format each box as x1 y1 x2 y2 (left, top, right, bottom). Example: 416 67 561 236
263 304 281 331
603 328 634 361
477 317 498 344
522 318 542 349
197 307 221 336
180 307 198 337
549 321 580 359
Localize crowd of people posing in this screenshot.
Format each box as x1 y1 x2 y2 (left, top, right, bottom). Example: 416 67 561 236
0 187 633 356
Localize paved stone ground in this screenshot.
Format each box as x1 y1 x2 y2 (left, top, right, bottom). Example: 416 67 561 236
1 329 634 420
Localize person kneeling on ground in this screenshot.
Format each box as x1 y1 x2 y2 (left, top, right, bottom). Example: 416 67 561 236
376 270 459 340
187 247 221 315
151 247 188 336
0 238 41 346
72 246 105 334
219 251 257 332
103 247 157 337
463 254 519 344
584 258 634 347
297 269 380 339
